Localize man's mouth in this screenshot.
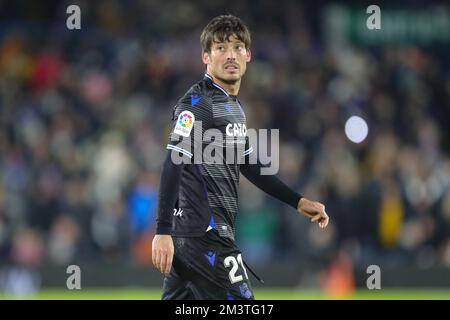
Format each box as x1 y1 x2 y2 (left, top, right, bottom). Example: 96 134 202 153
224 64 239 71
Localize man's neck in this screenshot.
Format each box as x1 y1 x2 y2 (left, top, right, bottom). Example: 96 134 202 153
208 73 240 96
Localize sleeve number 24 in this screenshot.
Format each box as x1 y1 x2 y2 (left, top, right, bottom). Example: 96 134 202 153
224 254 249 284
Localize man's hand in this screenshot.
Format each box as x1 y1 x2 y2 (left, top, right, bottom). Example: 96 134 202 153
298 197 329 229
152 234 174 275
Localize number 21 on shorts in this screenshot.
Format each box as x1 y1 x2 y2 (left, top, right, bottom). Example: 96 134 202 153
224 253 249 284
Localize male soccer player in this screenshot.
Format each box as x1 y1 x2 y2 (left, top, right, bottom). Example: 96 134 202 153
152 15 329 300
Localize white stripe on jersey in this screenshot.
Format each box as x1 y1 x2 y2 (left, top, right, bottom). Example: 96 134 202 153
167 144 193 158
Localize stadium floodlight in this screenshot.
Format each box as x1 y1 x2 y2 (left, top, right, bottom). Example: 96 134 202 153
345 116 369 143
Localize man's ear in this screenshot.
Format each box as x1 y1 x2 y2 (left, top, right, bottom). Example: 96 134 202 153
202 51 210 65
246 49 251 63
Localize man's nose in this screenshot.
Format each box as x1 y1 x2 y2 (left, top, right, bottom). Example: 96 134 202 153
226 48 237 60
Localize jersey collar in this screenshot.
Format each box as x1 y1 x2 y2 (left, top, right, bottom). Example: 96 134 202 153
204 73 230 97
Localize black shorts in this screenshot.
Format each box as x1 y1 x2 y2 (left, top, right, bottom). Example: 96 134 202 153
162 229 255 300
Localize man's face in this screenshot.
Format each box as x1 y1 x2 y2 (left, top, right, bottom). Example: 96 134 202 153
202 35 251 85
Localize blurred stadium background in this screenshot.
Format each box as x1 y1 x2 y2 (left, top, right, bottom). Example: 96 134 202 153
0 0 450 299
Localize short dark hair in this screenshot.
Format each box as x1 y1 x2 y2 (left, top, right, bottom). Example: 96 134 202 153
200 15 251 53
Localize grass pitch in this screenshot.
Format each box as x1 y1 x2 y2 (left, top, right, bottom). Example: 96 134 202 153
1 288 450 300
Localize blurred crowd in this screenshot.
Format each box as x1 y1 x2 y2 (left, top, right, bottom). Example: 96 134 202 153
0 0 449 271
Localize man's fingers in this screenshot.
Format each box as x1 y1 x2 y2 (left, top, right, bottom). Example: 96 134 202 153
303 201 329 228
158 250 174 274
152 248 159 268
323 216 329 227
160 251 168 274
154 250 161 272
152 250 156 267
319 215 329 228
311 213 322 222
151 235 174 273
164 251 174 274
311 212 328 224
152 238 159 269
161 251 169 274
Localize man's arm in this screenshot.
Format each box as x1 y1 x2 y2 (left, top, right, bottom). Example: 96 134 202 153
240 160 302 209
152 91 214 274
152 152 183 275
240 160 329 228
155 152 183 235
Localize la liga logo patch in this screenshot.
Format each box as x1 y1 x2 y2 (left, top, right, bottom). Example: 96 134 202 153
174 110 195 137
179 112 193 128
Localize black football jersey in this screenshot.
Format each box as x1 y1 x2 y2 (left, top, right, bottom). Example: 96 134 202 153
166 74 253 240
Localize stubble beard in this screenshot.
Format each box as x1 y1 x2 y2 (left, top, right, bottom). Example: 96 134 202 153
215 72 241 85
